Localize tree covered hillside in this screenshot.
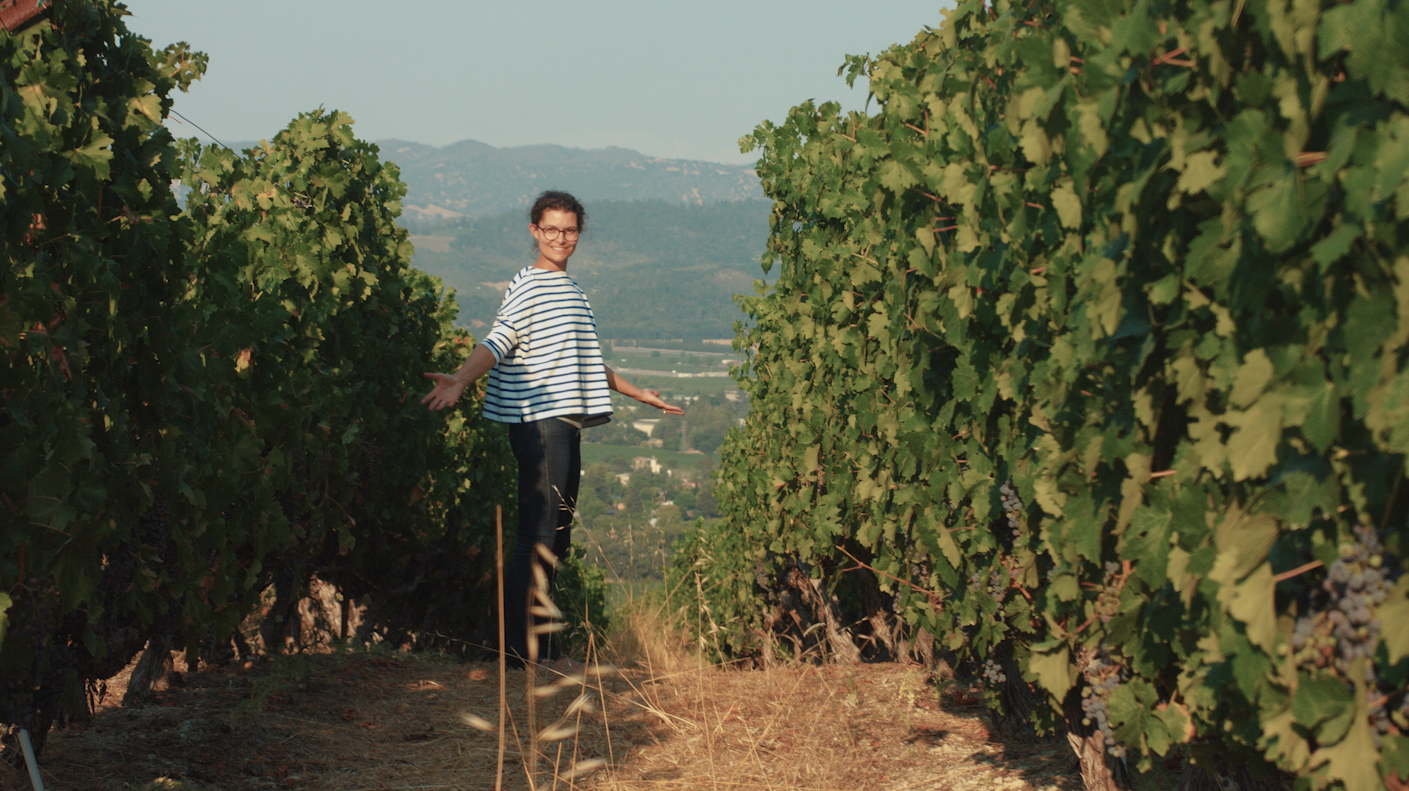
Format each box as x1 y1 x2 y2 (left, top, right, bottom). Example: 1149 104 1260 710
410 199 772 340
382 139 764 224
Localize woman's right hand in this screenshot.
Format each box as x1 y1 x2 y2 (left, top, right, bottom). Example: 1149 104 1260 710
636 388 685 416
421 372 467 411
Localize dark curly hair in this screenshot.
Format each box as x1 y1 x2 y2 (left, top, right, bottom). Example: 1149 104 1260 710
529 190 587 232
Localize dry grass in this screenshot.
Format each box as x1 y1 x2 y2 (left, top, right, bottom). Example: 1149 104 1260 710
1 566 1087 791
0 643 1089 791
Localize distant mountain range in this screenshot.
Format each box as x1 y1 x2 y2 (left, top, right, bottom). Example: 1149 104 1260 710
376 139 765 224
409 199 772 341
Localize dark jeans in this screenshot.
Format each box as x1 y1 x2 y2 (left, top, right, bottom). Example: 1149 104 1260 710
504 417 580 665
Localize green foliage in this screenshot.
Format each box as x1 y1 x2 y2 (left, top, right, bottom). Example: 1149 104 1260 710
176 110 514 647
0 0 211 729
554 543 611 659
693 0 1409 788
0 0 513 740
576 463 702 582
665 518 770 663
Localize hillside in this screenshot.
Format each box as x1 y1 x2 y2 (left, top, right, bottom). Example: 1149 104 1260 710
410 199 772 340
379 139 765 224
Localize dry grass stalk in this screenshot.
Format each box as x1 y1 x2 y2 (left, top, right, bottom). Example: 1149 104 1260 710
474 527 614 791
497 505 508 791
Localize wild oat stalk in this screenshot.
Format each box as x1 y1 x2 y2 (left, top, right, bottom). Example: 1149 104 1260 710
463 526 610 790
497 507 507 791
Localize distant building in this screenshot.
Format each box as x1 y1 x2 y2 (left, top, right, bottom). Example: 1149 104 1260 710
632 418 661 437
632 456 663 475
615 473 631 486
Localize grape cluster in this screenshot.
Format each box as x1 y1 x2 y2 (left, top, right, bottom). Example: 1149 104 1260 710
998 481 1023 539
291 447 309 480
983 659 1007 684
1079 655 1127 759
362 439 383 477
0 578 60 732
1291 526 1400 746
967 566 1014 604
1292 527 1388 669
1095 562 1126 626
138 495 172 558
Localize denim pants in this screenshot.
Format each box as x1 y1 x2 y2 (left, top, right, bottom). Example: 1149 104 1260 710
504 417 580 664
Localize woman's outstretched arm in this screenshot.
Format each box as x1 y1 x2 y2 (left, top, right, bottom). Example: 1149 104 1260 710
604 365 685 415
422 344 498 411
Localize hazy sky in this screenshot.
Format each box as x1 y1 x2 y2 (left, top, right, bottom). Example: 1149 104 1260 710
120 1 950 164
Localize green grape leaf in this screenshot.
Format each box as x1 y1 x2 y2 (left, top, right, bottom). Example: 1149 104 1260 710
1108 678 1157 749
1225 395 1283 481
1310 222 1363 269
1050 574 1081 601
1230 350 1275 409
1027 647 1075 703
1379 585 1409 663
66 131 115 179
1247 172 1305 253
1228 563 1278 651
1149 702 1192 755
878 159 919 192
1309 661 1384 791
1216 508 1280 582
1381 735 1409 787
1176 151 1225 196
1293 675 1354 733
1052 179 1082 228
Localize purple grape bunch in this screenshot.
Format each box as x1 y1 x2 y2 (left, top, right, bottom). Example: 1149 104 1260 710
998 480 1023 539
1080 654 1128 760
968 566 1014 605
1291 526 1398 747
983 658 1008 685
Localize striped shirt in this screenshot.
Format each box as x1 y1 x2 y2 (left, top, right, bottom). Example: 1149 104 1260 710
479 266 613 424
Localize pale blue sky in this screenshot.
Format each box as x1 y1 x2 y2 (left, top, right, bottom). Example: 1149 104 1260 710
120 1 949 164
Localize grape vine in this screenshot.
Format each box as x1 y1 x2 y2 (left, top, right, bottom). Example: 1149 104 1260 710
1 0 515 754
1079 654 1126 760
676 1 1409 790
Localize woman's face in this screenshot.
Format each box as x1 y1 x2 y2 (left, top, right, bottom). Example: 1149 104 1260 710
531 208 580 268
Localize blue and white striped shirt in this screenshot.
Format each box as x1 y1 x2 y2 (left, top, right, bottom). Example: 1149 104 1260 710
479 266 613 424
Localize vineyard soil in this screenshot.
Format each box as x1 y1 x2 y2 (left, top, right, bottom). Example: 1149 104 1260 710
0 651 1103 791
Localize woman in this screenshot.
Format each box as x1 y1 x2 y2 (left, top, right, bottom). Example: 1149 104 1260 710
422 190 683 668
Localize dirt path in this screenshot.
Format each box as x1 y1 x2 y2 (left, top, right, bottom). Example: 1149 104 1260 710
1 652 1083 791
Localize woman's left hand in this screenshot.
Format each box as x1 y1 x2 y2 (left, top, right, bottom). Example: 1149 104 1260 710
638 389 684 415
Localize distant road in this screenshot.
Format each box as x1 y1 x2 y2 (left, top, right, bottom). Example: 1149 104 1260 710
613 367 733 379
614 346 734 357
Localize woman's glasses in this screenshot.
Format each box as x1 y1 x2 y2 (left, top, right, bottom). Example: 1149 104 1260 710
536 225 580 241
